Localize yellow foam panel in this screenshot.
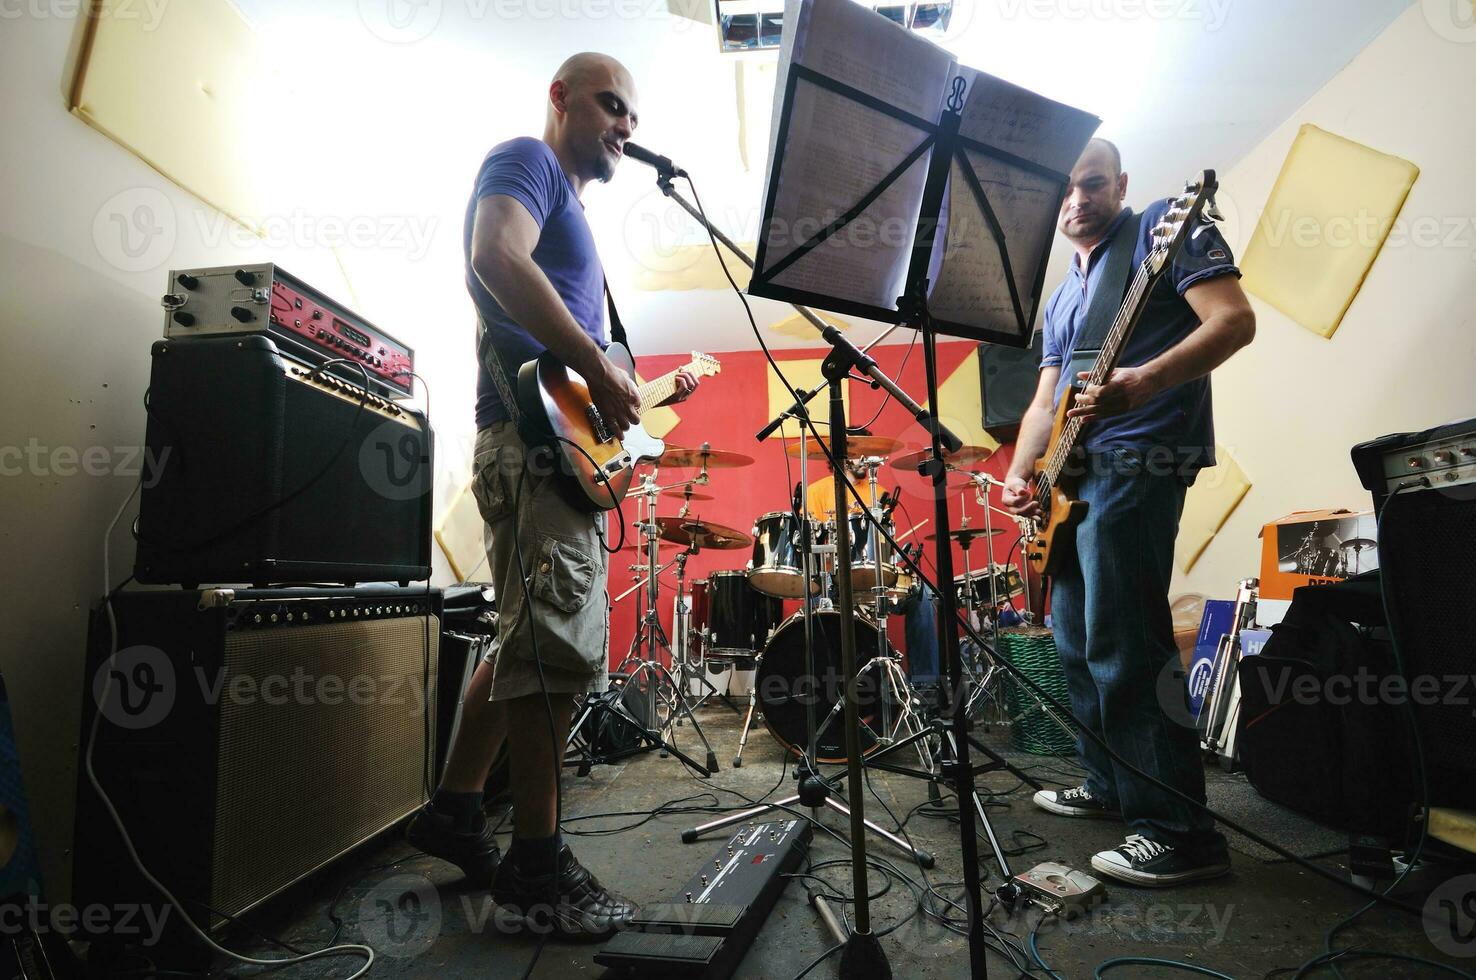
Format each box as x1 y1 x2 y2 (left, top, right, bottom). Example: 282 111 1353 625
436 482 491 583
1175 445 1251 573
769 311 853 340
1239 124 1418 339
71 0 264 232
632 241 759 291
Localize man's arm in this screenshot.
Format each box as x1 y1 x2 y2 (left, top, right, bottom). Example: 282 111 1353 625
1001 365 1062 517
470 194 642 431
1066 275 1255 421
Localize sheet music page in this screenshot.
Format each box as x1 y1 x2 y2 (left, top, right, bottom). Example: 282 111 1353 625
928 68 1099 341
754 0 954 312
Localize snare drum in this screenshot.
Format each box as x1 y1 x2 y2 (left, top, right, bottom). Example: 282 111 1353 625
705 570 783 659
748 511 823 599
954 564 1025 608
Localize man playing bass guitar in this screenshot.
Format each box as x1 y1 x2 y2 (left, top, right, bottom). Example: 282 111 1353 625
1001 139 1254 887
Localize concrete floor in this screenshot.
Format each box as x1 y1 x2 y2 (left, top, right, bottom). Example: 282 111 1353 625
212 700 1470 979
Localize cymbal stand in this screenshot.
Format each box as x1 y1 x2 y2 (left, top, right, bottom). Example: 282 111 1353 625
614 465 719 773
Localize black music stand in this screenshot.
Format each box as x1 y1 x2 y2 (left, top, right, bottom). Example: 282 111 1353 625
747 55 1091 979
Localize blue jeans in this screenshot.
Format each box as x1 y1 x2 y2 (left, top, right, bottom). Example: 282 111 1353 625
895 581 940 683
1051 448 1225 859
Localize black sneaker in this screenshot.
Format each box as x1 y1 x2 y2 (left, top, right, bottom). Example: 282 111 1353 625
405 805 501 888
1091 834 1230 887
1032 785 1121 820
492 844 637 940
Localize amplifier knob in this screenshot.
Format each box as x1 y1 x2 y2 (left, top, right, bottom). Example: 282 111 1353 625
230 306 254 323
253 613 262 624
233 268 256 286
1408 456 1424 469
172 311 195 326
176 273 199 290
269 613 278 623
286 612 294 622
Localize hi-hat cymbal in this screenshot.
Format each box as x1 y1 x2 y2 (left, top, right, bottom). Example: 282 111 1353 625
655 516 752 550
658 445 755 468
891 445 995 472
926 526 1006 542
785 435 902 460
1339 537 1378 551
662 489 715 501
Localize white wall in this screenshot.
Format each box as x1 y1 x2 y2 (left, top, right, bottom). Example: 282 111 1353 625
1173 4 1476 597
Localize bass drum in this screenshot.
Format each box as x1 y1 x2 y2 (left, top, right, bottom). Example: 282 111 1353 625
756 610 900 763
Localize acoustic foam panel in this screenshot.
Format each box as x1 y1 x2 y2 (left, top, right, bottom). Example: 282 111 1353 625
1239 124 1418 338
1175 445 1251 573
70 0 265 233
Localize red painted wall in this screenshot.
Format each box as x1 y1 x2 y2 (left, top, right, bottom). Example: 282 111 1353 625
615 340 1027 668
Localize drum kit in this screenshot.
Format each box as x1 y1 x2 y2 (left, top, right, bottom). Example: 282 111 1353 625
610 430 1035 773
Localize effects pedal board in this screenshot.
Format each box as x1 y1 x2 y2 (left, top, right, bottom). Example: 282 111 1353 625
595 818 812 978
160 263 415 399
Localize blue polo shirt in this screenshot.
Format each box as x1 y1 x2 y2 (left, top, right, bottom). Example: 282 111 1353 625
1040 200 1239 471
468 137 605 428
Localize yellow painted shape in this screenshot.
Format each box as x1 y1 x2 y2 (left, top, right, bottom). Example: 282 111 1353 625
767 358 848 440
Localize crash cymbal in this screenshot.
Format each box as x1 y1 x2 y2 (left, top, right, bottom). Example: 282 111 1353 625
658 445 755 468
655 516 752 550
785 435 902 461
891 444 995 472
1339 537 1378 551
662 489 715 501
926 526 1007 542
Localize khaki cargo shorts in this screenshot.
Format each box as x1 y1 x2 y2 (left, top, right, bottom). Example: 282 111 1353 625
472 422 610 701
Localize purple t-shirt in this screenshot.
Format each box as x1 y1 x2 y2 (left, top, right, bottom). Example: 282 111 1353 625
1040 199 1239 471
467 137 605 428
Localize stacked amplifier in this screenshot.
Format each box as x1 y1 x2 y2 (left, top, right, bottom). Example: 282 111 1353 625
136 264 431 587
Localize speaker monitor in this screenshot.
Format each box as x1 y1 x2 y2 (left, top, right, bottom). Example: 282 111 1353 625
977 332 1044 438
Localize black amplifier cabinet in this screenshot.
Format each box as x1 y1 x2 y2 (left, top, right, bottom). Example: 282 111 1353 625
1352 419 1476 808
74 586 439 966
134 335 431 587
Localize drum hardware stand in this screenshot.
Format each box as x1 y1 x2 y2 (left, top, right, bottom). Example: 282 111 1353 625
612 463 720 774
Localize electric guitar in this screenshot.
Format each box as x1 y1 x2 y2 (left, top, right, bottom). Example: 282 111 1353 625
1024 171 1220 576
516 345 721 511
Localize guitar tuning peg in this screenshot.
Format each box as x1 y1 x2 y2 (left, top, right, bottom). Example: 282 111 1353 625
1203 199 1225 222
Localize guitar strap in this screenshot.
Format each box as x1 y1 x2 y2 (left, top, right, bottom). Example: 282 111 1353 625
475 276 630 437
1066 209 1142 381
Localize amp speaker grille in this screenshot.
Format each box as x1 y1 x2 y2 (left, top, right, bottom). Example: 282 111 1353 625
211 615 438 917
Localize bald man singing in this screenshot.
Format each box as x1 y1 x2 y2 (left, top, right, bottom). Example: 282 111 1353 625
407 53 697 938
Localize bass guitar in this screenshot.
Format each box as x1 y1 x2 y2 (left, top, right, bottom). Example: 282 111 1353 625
517 344 721 511
1024 171 1220 576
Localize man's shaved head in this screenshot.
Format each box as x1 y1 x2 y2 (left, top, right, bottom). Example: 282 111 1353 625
543 52 639 191
1085 137 1121 176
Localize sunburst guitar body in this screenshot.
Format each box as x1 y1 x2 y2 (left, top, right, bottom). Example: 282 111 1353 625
516 344 721 511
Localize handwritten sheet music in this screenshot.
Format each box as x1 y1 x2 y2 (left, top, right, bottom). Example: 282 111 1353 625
757 0 952 310
928 68 1099 340
752 0 1098 343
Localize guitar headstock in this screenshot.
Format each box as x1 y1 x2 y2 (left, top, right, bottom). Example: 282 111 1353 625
1145 169 1218 276
689 352 722 377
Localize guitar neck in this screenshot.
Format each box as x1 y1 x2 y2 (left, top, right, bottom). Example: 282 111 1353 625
1039 260 1158 488
636 361 699 413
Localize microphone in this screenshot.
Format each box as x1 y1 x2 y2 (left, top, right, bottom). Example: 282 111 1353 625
622 141 687 178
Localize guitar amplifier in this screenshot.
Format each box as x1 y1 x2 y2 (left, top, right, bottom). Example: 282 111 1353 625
134 335 432 587
1352 419 1476 808
74 586 438 966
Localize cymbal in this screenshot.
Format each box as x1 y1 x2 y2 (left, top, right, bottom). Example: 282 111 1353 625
785 435 902 461
1339 537 1378 551
662 489 715 501
658 445 755 468
891 445 995 472
655 516 752 550
926 526 1007 542
617 535 678 552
